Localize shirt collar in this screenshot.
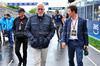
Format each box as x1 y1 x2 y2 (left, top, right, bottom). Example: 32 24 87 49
71 15 78 21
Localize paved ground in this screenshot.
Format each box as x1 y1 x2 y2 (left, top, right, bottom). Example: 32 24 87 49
0 33 100 66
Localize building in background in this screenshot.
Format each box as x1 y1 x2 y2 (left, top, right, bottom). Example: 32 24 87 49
68 0 100 21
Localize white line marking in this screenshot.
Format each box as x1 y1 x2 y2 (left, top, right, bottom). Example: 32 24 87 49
89 44 100 53
8 60 13 66
86 56 97 66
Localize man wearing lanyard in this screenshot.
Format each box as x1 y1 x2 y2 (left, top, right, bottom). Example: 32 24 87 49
53 10 63 42
62 5 88 66
13 8 28 66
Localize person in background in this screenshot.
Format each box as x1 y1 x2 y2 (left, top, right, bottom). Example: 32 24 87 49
1 14 8 41
52 14 54 22
1 14 7 31
47 11 49 15
0 20 3 42
12 8 28 66
6 13 14 46
62 14 66 26
53 10 63 42
66 13 69 18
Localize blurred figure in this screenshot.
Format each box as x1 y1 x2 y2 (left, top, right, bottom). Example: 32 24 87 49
1 14 7 31
0 20 3 42
13 8 28 66
25 3 55 66
6 13 14 46
66 13 69 18
52 14 54 22
47 11 49 15
1 14 8 41
53 10 63 41
62 5 88 66
62 14 66 26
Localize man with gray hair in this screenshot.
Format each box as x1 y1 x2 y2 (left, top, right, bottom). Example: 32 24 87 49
25 3 55 66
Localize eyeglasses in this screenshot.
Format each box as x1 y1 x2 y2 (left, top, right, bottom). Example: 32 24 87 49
38 8 44 10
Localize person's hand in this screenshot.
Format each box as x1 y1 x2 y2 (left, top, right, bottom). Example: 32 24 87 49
62 43 66 49
84 46 88 51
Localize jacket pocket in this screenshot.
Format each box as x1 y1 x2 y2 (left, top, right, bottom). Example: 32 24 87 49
30 38 38 47
31 23 38 31
42 38 50 48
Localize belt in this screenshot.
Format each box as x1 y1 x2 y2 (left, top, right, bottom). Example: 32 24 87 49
69 39 78 41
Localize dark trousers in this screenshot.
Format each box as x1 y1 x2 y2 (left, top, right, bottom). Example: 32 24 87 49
15 38 28 64
7 29 13 44
68 40 83 66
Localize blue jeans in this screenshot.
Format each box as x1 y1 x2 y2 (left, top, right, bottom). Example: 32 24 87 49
68 40 83 66
7 29 13 45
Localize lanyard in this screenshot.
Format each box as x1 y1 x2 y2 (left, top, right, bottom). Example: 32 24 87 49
71 17 78 30
20 21 23 24
19 21 23 30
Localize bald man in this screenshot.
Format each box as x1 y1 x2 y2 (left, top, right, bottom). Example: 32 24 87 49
25 3 55 66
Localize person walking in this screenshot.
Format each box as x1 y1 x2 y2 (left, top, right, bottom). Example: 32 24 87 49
25 3 55 66
6 13 14 46
12 8 28 66
53 10 63 41
62 5 88 66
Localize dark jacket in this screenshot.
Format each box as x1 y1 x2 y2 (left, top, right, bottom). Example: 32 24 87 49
12 15 28 39
62 17 88 47
25 14 55 49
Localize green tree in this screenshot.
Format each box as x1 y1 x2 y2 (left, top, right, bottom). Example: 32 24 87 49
29 8 36 14
6 5 20 9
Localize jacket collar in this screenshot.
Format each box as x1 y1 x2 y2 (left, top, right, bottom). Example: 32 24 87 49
2 17 6 20
8 17 12 20
37 13 45 19
19 15 27 19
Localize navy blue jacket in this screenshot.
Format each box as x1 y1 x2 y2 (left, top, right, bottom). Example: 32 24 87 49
62 17 88 47
25 14 55 49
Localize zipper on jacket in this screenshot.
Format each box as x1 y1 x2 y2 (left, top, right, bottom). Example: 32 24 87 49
40 19 41 21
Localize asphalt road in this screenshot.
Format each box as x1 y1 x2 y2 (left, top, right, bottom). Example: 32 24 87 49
0 33 100 66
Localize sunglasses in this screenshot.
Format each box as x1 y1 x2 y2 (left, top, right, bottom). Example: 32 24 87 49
38 8 44 10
